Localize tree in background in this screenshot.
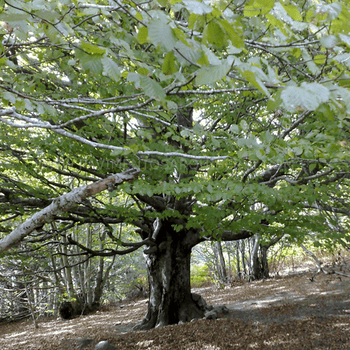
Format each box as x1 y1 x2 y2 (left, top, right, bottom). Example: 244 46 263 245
1 0 350 329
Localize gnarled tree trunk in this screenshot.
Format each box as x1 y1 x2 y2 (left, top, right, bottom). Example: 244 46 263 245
134 222 204 330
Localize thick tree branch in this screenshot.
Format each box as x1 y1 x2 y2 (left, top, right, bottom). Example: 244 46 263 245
196 229 253 246
0 168 140 252
66 234 155 257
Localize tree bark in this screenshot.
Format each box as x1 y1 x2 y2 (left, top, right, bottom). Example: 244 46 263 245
59 235 75 299
93 231 116 305
215 241 227 282
240 240 247 278
0 168 140 252
236 241 241 281
260 245 270 279
250 234 261 281
84 225 93 307
251 235 284 280
134 221 204 330
225 242 233 282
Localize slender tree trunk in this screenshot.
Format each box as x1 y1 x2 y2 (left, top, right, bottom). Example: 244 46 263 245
260 245 269 279
236 241 241 281
50 254 64 315
134 222 204 330
60 234 74 299
94 229 116 306
24 283 38 328
246 238 252 278
240 240 247 278
250 234 260 281
85 225 93 307
94 254 104 305
225 242 232 282
94 231 107 305
212 243 221 281
250 234 271 281
216 241 227 282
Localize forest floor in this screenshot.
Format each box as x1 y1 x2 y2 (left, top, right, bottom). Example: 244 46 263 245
1 260 350 350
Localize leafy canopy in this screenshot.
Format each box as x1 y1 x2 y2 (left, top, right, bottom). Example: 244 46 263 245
1 0 350 253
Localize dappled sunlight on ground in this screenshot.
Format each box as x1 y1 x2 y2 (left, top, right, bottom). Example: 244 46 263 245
1 262 350 349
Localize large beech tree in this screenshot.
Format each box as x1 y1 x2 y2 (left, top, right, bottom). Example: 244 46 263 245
1 0 350 328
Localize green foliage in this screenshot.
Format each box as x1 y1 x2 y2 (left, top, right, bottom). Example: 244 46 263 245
244 0 275 17
281 83 330 112
191 264 213 288
195 63 231 86
148 18 177 51
1 0 350 276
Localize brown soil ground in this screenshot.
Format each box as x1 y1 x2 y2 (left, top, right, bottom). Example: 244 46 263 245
1 262 350 350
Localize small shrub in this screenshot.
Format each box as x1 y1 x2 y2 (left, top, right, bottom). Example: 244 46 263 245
191 264 213 288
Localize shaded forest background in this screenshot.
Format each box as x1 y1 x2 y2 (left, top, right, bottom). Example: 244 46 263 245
1 247 349 350
0 233 347 325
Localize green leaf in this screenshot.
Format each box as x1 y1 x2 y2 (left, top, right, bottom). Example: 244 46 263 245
162 51 177 75
102 57 121 82
174 41 202 66
148 19 177 51
2 91 17 104
0 13 28 39
320 35 338 49
137 26 148 44
255 148 266 161
173 224 184 232
173 27 190 46
203 21 225 48
139 75 166 101
43 23 62 44
230 124 240 134
80 41 106 55
195 63 230 85
78 53 103 74
183 0 213 15
244 0 274 17
219 19 245 48
240 70 270 96
0 13 28 22
309 163 317 173
240 120 248 131
317 3 342 20
302 49 318 74
314 55 326 65
339 34 350 48
197 52 209 66
281 3 302 22
281 83 330 112
157 0 167 7
265 13 285 30
24 99 33 111
293 146 303 156
267 91 283 111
